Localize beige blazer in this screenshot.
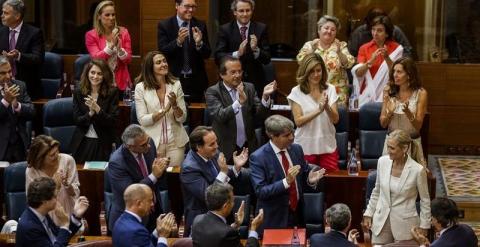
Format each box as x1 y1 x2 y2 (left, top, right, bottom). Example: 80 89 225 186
364 155 431 240
134 80 189 149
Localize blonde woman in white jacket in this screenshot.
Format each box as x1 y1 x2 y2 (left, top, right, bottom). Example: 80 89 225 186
363 129 431 245
135 51 189 166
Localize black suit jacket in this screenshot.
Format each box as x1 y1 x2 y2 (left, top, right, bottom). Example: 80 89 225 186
214 21 270 94
0 24 45 99
107 141 168 230
192 211 259 247
0 79 34 160
205 81 269 160
310 231 356 247
431 224 478 247
15 207 81 247
157 16 211 88
70 88 119 161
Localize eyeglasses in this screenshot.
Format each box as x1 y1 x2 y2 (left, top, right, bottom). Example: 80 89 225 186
181 4 197 10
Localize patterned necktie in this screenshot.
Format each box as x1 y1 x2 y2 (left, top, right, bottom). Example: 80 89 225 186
136 154 148 178
280 151 298 211
240 26 247 41
230 89 246 147
42 218 56 244
181 22 191 75
9 30 16 77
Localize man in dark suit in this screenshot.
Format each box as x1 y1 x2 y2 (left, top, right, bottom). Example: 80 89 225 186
192 182 263 247
1 0 44 99
250 115 326 231
411 197 478 247
108 124 169 231
205 56 275 162
310 203 358 247
0 55 34 162
16 177 89 247
113 184 176 247
157 0 211 102
180 125 249 236
214 0 271 96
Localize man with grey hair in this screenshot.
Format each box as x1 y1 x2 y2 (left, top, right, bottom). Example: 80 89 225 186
0 54 34 162
214 0 271 96
1 0 44 99
310 203 359 247
108 124 169 231
250 114 326 231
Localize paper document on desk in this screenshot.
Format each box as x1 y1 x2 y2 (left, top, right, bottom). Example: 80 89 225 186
271 104 291 111
0 161 10 168
83 161 108 170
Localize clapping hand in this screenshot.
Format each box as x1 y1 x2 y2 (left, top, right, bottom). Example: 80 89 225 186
3 83 19 103
237 82 247 104
217 152 229 174
402 101 414 120
177 27 189 45
156 213 176 238
232 200 245 229
411 226 430 246
233 148 249 172
249 34 258 50
167 92 177 108
250 209 264 232
54 203 70 228
237 39 248 57
286 165 301 184
152 156 169 178
192 27 203 44
2 49 19 60
73 196 90 219
308 167 326 184
348 229 359 244
85 95 100 114
262 80 277 101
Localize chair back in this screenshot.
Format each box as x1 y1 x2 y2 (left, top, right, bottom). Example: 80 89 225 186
335 106 349 169
74 54 91 85
3 161 27 221
172 238 193 247
263 62 276 82
303 192 325 238
130 103 139 124
43 97 75 153
359 102 387 170
233 194 250 239
41 52 63 98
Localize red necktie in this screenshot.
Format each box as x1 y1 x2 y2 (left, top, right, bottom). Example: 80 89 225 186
240 26 247 41
280 151 298 211
136 154 148 178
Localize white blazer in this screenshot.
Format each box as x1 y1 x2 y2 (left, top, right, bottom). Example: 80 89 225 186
364 155 431 240
134 80 189 149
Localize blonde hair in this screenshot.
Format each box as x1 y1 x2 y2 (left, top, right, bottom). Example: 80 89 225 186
93 0 117 36
388 129 412 149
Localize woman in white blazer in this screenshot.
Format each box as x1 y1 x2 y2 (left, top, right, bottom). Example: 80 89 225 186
134 51 189 166
363 129 431 245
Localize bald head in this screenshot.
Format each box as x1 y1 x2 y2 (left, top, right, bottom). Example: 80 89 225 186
123 184 151 208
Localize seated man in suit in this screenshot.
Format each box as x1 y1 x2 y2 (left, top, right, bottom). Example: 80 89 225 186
113 183 177 247
15 177 89 247
411 197 478 247
0 55 34 162
192 182 263 247
181 125 249 236
1 0 44 99
108 124 169 231
250 115 326 231
205 55 276 163
310 203 359 247
214 0 271 96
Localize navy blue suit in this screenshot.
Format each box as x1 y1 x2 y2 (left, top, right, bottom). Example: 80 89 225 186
15 207 81 247
431 224 478 247
107 140 168 230
250 142 311 230
180 149 240 236
112 212 166 247
310 231 356 247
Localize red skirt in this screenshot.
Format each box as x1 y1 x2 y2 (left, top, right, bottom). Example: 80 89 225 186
304 148 339 172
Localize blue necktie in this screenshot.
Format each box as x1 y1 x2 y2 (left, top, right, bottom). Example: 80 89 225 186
230 89 246 147
207 160 218 177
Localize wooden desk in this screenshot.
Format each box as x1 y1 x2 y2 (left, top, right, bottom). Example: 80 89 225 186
324 170 369 241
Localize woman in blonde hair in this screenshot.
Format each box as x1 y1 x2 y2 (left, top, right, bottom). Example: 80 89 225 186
363 129 431 245
26 135 80 225
85 0 132 92
287 53 340 171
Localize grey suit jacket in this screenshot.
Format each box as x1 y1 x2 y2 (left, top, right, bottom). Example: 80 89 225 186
364 155 431 240
205 81 269 160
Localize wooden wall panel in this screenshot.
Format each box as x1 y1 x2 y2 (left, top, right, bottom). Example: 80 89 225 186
141 20 159 55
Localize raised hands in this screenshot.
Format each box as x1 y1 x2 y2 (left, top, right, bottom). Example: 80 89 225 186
307 167 326 184
192 27 203 45
156 213 176 238
348 228 359 244
177 26 189 45
217 152 229 174
232 200 245 229
286 165 301 184
152 155 169 178
3 83 19 103
262 80 277 100
233 148 249 172
250 209 264 232
236 82 247 104
73 196 90 219
249 34 258 51
84 95 100 115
